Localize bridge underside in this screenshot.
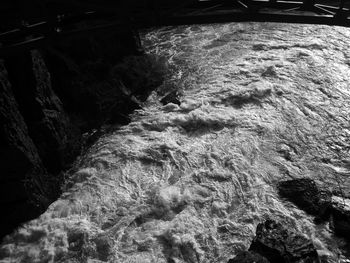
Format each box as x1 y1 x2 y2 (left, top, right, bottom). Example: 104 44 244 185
1 0 350 56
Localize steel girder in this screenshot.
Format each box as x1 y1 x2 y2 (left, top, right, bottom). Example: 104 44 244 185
1 0 350 57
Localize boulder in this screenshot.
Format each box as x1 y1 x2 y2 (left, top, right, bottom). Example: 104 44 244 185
329 196 350 239
278 179 350 241
249 219 320 263
278 178 331 218
160 90 181 106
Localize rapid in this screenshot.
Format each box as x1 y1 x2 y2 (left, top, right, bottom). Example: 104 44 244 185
1 22 350 263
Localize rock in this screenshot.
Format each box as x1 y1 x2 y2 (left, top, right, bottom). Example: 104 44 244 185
46 46 164 129
278 179 350 241
249 219 320 263
329 196 350 239
0 60 43 188
278 178 331 218
228 251 270 263
1 49 84 240
160 90 181 106
0 60 48 238
4 50 71 174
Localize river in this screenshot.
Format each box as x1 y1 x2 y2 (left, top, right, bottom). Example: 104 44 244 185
1 22 350 263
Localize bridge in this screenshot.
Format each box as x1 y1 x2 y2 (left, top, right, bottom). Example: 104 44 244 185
1 0 350 57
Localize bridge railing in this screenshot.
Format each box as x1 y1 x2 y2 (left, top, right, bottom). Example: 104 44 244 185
1 0 350 57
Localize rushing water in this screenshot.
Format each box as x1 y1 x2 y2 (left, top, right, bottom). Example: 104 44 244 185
1 22 350 263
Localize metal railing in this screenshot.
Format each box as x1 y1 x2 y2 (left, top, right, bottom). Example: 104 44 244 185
1 0 349 57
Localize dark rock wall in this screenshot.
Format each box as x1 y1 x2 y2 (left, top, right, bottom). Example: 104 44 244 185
44 30 143 129
0 29 161 240
45 31 165 129
4 50 70 174
0 60 49 239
